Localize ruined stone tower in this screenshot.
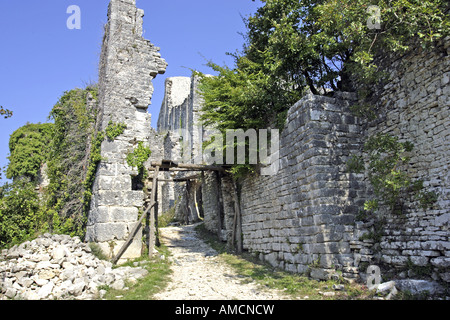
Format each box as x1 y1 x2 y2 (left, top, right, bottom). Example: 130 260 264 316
85 0 167 260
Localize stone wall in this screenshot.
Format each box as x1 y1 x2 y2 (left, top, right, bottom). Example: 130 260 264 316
237 93 363 280
201 172 234 242
157 76 205 222
350 39 450 283
157 42 449 285
85 0 167 261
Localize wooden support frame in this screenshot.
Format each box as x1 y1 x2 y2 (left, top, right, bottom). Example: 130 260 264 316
231 179 243 254
112 160 231 264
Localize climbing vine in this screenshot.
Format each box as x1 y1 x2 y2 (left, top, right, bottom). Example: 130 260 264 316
348 133 438 214
126 141 152 179
46 87 98 236
105 120 127 141
6 123 54 181
82 120 127 219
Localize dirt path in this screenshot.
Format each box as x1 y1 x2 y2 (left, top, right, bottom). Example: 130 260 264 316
154 223 286 300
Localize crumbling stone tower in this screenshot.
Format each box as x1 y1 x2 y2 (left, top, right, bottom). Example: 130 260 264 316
85 0 167 260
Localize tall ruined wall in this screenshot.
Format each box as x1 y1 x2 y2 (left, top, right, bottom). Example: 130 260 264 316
85 0 167 260
157 75 204 163
157 76 205 222
351 39 450 283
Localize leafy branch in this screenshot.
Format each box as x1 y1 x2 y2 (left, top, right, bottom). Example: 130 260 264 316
0 106 13 119
126 141 152 179
348 133 438 213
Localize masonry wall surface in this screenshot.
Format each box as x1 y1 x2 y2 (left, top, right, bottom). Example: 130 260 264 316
158 42 449 285
236 93 364 279
85 0 167 261
157 76 205 222
350 39 450 283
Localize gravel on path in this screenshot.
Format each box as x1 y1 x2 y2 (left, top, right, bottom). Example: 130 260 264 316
154 223 286 300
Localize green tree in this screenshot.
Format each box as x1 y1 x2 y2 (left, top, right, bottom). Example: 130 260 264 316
6 123 54 181
244 0 449 95
199 0 449 128
0 179 46 247
198 0 448 177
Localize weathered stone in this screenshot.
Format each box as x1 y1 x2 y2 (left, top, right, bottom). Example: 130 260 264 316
5 288 17 299
395 279 445 296
430 257 450 268
68 282 85 297
111 279 125 291
52 245 68 261
0 233 149 300
85 0 167 259
332 284 345 291
37 281 54 299
376 281 396 295
38 270 56 281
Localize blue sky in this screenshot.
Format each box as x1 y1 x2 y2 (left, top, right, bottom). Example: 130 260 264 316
0 0 262 180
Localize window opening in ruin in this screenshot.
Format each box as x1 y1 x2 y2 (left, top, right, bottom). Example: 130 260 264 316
131 173 144 191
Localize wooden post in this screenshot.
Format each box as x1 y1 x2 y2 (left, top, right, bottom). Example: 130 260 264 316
215 171 224 239
231 179 243 254
148 166 159 258
184 180 191 225
150 161 228 172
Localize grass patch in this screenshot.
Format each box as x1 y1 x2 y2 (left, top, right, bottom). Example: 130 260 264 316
158 206 177 228
195 223 373 300
101 244 173 300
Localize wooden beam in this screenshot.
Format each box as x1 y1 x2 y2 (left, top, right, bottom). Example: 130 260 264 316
150 161 229 172
158 174 200 182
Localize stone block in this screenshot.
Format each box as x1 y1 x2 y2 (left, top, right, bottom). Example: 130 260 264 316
98 175 132 191
90 223 128 242
310 268 332 280
110 206 139 222
395 279 445 296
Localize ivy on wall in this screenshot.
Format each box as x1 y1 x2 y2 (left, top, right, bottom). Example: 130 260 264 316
347 133 438 215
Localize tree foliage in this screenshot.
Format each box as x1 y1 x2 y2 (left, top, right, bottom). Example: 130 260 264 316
1 86 99 247
199 0 449 130
46 86 98 233
0 179 45 247
244 0 449 94
6 123 54 181
198 0 448 177
347 133 438 214
126 141 152 178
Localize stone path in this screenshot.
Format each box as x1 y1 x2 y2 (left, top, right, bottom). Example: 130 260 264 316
154 223 286 300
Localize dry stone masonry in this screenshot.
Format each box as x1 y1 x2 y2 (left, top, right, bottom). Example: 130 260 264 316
351 38 450 283
1 0 448 300
85 0 167 261
157 39 449 295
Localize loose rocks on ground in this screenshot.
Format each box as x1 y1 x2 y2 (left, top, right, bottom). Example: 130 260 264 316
0 234 148 300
